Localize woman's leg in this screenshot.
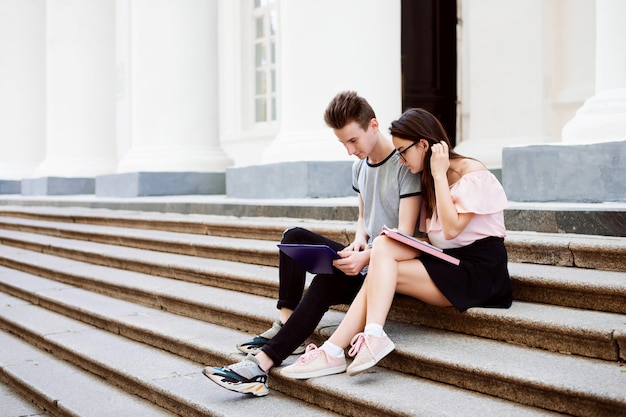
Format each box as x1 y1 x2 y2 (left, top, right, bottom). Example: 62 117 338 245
327 282 368 348
394 260 452 306
364 235 452 327
279 278 368 380
363 236 421 327
324 235 418 350
345 237 452 376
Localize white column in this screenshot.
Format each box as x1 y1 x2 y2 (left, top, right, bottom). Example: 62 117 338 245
455 0 554 169
34 0 117 177
562 0 626 144
117 0 231 173
115 0 132 163
261 0 402 164
0 0 45 179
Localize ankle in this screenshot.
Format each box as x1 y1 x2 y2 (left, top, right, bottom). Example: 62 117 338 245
255 352 275 372
364 323 386 338
320 341 345 358
279 308 293 324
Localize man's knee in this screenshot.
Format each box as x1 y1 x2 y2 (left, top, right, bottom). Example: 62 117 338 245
281 227 309 243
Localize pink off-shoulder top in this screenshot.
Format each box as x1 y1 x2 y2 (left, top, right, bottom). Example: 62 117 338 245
420 170 508 249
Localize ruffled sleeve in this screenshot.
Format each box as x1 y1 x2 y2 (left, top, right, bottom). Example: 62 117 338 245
450 171 508 214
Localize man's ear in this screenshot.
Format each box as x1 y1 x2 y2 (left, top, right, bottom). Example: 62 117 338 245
369 118 379 131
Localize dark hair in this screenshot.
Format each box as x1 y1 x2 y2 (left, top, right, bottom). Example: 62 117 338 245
324 91 376 131
389 108 466 218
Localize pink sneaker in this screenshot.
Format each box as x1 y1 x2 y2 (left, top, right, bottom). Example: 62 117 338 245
280 344 347 379
346 333 395 376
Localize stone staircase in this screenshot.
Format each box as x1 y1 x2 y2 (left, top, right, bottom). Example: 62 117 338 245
0 202 624 417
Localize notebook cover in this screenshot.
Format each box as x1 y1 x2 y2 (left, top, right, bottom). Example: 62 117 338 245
277 243 341 274
381 225 461 266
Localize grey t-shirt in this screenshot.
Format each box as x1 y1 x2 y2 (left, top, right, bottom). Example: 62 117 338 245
352 150 422 245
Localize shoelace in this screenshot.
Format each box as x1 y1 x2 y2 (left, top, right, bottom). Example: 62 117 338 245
348 332 368 357
296 343 322 364
224 361 246 372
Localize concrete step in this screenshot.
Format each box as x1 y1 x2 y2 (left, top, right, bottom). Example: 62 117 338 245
1 196 625 237
505 230 626 272
0 250 626 415
1 205 625 272
1 234 625 361
0 215 284 268
0 205 354 245
0 331 175 416
0 292 343 417
0 272 591 417
0 203 624 416
508 262 626 314
0 219 625 317
0 379 49 417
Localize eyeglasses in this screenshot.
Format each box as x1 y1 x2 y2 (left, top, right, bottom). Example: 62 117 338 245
397 141 418 162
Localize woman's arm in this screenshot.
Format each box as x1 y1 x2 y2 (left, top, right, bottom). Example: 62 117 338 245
430 142 473 240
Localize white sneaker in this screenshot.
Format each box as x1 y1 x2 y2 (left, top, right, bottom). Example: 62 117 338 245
281 344 347 379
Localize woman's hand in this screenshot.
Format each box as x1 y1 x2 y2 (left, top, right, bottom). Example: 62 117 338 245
430 141 450 180
430 141 474 240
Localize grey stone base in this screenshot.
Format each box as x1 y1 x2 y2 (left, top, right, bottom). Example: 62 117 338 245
0 180 20 194
226 161 354 199
21 177 95 196
502 140 625 203
96 172 225 197
505 204 626 237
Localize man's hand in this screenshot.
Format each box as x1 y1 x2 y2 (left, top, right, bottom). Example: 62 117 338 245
333 248 370 276
342 237 368 252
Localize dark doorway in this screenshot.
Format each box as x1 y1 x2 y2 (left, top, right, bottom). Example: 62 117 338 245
401 0 457 145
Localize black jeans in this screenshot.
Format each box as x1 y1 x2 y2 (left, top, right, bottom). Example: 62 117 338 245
261 227 365 366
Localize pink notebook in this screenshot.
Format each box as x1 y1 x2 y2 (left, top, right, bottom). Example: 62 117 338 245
381 226 460 266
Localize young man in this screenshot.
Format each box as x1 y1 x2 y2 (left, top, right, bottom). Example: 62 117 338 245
203 91 421 396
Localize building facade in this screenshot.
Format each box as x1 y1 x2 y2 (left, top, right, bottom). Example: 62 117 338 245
0 0 624 200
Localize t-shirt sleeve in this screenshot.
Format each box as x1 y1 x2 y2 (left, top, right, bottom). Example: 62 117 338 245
398 164 422 198
352 159 362 193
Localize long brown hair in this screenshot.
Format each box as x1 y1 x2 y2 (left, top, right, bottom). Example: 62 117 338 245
389 108 465 218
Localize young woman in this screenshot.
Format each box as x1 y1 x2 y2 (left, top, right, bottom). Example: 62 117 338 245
281 108 512 379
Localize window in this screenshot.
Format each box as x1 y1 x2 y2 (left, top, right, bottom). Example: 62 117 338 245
252 0 277 123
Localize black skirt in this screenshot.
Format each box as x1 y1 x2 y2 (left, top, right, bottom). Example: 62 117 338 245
420 236 512 312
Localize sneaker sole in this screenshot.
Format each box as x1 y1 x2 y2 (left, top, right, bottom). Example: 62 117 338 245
280 363 347 380
346 341 395 376
203 372 269 397
236 344 263 354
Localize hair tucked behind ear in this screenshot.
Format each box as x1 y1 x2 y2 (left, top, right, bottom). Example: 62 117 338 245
389 108 465 218
324 91 376 131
